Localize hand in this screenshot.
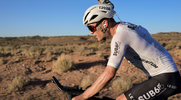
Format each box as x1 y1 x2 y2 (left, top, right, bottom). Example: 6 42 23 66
72 94 86 100
97 0 101 4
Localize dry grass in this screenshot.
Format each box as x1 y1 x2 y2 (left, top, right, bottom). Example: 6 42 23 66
0 34 181 99
8 76 28 92
96 52 104 58
164 42 177 50
52 54 74 73
176 42 181 49
0 58 4 65
0 33 179 63
13 56 21 63
151 32 181 50
112 77 132 93
75 46 87 56
88 44 99 51
80 75 93 90
170 49 181 57
98 42 110 51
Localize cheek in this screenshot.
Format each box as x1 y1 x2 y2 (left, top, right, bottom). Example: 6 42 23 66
96 32 102 37
95 27 104 37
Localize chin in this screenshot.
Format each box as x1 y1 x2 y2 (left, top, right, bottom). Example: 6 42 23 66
97 38 101 41
96 37 103 41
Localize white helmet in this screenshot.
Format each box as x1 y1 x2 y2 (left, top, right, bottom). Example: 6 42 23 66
83 4 116 25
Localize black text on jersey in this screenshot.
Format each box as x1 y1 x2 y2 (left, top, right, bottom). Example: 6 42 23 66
113 42 121 56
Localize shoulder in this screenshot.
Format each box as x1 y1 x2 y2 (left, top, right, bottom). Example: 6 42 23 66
112 23 132 40
111 22 136 46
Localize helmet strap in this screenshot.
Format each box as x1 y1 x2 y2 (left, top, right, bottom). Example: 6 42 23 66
98 26 107 41
97 19 110 42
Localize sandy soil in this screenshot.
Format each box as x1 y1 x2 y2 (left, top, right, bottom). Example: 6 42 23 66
0 51 181 100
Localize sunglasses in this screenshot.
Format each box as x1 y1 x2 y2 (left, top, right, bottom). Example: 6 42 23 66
87 24 98 32
87 21 102 32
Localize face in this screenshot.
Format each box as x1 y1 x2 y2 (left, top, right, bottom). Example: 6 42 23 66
87 23 104 41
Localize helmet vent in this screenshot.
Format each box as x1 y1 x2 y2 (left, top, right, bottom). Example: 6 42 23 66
84 21 88 25
84 12 90 21
90 15 98 21
101 11 107 13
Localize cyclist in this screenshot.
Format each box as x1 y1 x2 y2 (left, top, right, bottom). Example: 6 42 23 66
72 0 181 100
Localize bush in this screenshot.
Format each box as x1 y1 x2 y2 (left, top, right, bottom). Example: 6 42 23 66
98 43 110 51
165 43 176 50
171 50 181 57
80 75 93 90
0 58 4 65
176 42 181 49
75 46 86 56
53 54 74 73
96 52 104 58
8 76 28 92
88 44 99 51
13 56 21 63
112 77 132 93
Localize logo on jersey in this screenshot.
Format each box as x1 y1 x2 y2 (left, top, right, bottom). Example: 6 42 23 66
138 83 164 100
134 56 158 68
113 42 121 56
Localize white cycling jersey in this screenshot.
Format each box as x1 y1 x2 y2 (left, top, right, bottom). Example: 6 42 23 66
107 22 178 76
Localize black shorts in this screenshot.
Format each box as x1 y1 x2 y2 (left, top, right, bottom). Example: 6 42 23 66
125 71 181 100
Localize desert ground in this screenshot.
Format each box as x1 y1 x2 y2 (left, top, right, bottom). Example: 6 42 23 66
0 32 181 100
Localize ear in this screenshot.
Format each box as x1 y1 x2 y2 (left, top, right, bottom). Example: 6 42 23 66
104 24 106 28
102 19 108 28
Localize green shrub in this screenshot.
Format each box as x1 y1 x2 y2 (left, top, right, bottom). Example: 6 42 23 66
53 54 74 72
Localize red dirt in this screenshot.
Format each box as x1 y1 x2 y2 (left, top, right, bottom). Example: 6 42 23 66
0 51 181 100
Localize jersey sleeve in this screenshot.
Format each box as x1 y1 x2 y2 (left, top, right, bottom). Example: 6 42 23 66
107 29 131 69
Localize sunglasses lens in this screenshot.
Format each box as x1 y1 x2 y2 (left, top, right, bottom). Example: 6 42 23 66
87 25 96 32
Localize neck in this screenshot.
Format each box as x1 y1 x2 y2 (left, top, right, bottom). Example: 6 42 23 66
109 22 119 37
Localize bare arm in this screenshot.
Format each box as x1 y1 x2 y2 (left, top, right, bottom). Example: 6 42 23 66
72 65 117 100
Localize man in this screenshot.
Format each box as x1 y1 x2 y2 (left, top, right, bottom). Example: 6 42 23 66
72 0 181 100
